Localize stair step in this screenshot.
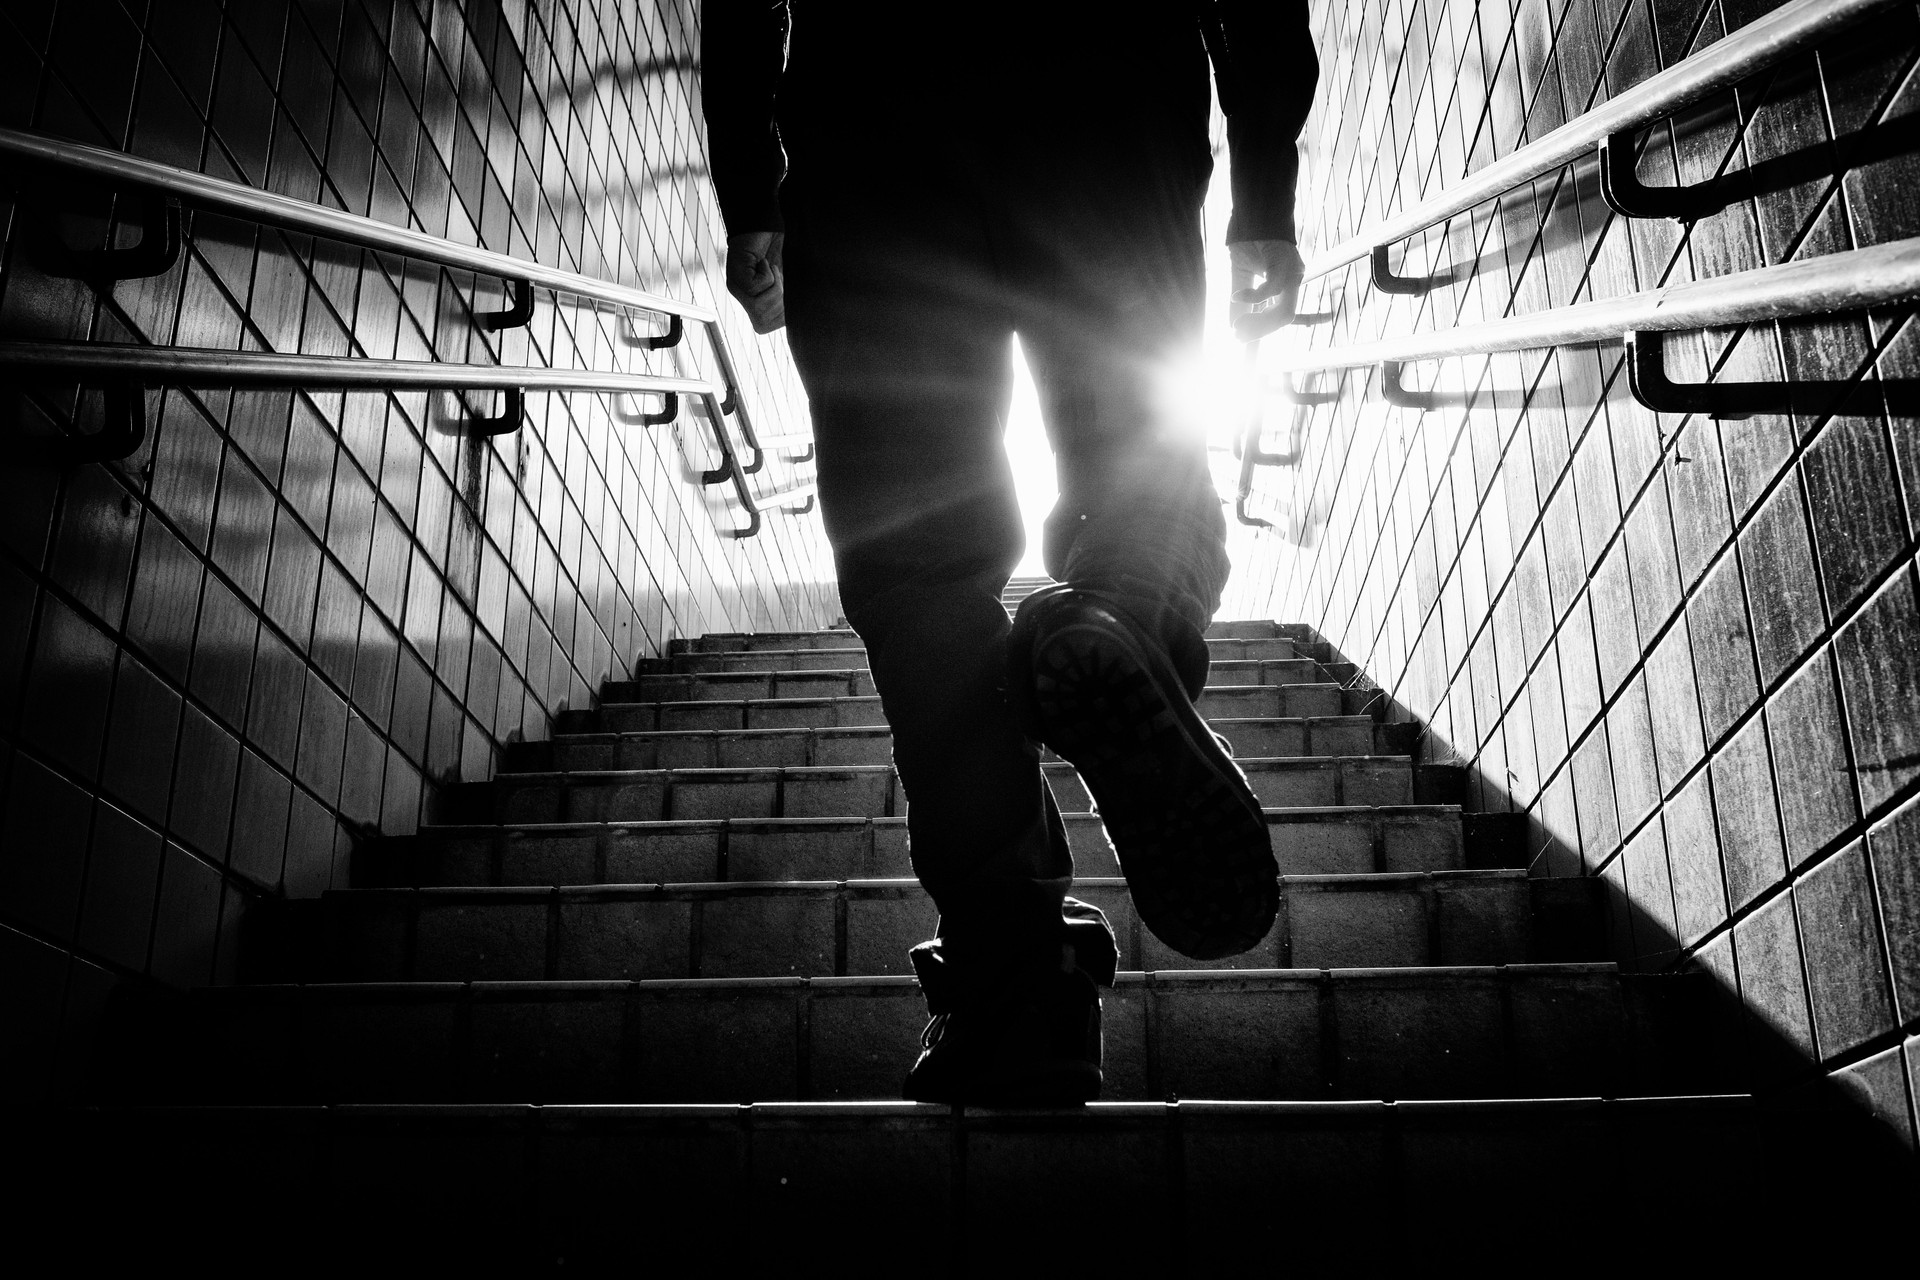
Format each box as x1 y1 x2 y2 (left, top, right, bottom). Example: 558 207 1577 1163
608 671 881 703
605 660 1334 707
544 727 896 771
677 630 859 653
359 805 1478 889
585 686 1373 734
283 869 1579 983
1204 619 1281 639
27 1096 1893 1269
1045 755 1412 811
477 765 903 824
459 756 1420 825
526 716 1410 773
664 635 1304 667
660 649 887 673
158 963 1703 1105
1193 684 1349 719
588 695 892 734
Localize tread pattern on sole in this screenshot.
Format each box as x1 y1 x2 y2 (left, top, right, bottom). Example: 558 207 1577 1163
1032 617 1278 961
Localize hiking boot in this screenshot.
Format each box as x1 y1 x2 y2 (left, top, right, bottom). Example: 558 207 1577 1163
1007 585 1278 960
902 957 1103 1106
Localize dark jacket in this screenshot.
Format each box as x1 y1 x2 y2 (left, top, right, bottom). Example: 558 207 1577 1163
702 1 1318 244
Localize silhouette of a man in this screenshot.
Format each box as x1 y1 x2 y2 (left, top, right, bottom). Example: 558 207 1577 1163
704 1 1317 1103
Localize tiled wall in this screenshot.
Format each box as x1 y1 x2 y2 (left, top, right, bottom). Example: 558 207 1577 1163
0 0 832 1097
1227 0 1920 1138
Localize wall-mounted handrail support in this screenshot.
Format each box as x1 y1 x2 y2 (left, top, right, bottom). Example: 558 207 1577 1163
1624 329 1778 418
1370 244 1430 295
646 313 684 350
639 391 679 427
1380 360 1456 411
470 387 525 436
479 279 535 331
1597 131 1703 222
66 194 182 281
96 381 147 460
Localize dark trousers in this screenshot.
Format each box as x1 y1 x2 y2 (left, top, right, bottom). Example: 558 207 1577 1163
780 149 1232 994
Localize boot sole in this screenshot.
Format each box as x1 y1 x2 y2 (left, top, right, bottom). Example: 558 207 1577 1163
1029 616 1278 960
902 1058 1102 1107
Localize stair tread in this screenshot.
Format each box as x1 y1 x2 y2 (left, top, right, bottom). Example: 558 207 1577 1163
498 755 1410 781
664 636 1300 663
411 803 1466 837
296 862 1562 982
45 1093 1772 1121
155 959 1693 1106
549 714 1382 741
326 868 1531 898
616 667 1337 684
207 959 1627 996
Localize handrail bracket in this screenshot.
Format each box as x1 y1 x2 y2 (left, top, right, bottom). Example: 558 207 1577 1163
64 194 182 281
469 387 525 436
645 313 685 350
641 391 679 427
480 278 536 331
1370 244 1430 295
1598 131 1702 223
1626 329 1778 418
1380 360 1445 411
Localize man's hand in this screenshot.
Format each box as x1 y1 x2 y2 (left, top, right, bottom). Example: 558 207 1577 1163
726 231 786 334
1229 239 1304 341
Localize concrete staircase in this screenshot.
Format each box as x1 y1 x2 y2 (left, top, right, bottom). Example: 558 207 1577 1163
29 579 1906 1268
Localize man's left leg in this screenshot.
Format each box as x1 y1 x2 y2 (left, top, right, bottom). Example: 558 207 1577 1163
780 189 1117 1102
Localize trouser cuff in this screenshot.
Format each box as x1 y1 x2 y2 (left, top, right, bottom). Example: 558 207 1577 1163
907 896 1118 1015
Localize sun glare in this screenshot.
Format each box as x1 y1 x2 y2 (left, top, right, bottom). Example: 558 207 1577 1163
1001 139 1252 579
1003 337 1056 577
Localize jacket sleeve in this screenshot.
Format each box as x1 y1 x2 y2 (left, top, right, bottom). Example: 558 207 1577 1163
1212 0 1318 245
701 0 788 235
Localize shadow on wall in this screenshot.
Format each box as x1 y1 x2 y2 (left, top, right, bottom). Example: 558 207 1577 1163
1287 614 1919 1183
1244 45 1920 1142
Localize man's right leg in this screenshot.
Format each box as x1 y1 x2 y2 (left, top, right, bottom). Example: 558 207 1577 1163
995 158 1278 962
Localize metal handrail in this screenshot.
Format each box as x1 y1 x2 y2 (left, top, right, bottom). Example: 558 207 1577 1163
1235 235 1920 526
1278 235 1920 373
0 342 713 395
0 126 713 323
0 341 802 536
0 127 820 534
1302 0 1898 287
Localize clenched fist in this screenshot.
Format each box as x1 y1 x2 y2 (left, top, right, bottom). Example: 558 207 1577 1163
1228 239 1304 341
726 231 786 334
